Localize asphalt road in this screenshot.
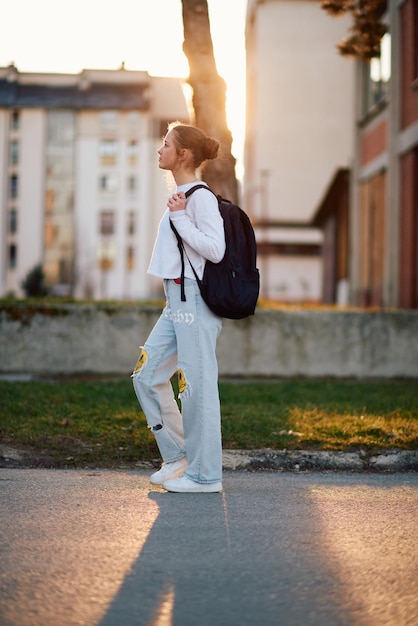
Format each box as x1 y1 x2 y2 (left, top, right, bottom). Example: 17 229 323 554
0 469 417 626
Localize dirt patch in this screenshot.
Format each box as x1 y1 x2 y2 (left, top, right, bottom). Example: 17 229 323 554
0 444 68 469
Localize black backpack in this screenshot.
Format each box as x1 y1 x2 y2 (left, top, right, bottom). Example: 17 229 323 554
170 184 260 319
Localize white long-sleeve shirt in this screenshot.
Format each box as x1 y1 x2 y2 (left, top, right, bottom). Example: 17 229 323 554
147 182 226 280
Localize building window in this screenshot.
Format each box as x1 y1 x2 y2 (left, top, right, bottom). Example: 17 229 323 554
9 209 17 234
126 245 135 271
99 139 117 165
45 188 54 215
127 211 136 235
127 111 140 129
10 174 18 199
127 140 138 164
358 172 386 306
99 174 117 193
10 140 19 165
11 110 19 131
100 111 118 131
127 175 136 194
99 210 115 235
98 241 116 270
58 258 72 285
47 110 75 144
8 243 17 269
363 32 391 113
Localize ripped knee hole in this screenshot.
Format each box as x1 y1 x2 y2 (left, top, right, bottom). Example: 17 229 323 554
132 347 148 376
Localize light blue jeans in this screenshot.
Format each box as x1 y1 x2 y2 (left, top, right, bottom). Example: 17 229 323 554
132 278 223 484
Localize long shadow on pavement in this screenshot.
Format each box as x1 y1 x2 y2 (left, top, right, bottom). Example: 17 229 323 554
98 472 363 626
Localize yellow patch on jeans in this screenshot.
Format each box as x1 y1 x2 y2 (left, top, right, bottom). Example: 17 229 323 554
178 368 187 394
133 347 147 375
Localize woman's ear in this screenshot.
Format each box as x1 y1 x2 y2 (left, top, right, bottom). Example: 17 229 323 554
180 147 193 164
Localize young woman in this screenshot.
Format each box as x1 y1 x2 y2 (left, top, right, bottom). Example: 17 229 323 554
132 122 226 493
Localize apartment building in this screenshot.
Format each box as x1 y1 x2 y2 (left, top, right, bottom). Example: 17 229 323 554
245 0 355 303
0 65 189 299
313 0 418 309
350 0 418 308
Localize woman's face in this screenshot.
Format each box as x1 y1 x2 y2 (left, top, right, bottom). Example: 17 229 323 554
157 130 179 171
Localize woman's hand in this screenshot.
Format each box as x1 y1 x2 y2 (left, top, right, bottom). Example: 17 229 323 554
168 192 186 212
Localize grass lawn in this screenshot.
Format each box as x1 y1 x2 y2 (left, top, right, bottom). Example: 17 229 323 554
0 378 417 468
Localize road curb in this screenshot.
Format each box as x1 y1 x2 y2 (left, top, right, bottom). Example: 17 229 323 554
222 449 418 472
1 445 417 472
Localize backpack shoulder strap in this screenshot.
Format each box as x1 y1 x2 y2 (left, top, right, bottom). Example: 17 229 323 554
170 184 218 301
169 220 187 301
185 184 218 199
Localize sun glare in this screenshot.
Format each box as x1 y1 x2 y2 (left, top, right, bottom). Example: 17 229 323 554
0 0 247 175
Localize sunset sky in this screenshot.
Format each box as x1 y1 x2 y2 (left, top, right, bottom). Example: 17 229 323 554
0 0 247 172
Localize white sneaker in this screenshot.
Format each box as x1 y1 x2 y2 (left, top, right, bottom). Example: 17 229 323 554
162 475 223 493
150 457 188 485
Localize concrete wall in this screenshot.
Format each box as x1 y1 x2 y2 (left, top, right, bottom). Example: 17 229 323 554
1 304 417 378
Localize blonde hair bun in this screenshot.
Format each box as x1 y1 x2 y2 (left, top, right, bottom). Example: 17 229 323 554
169 122 219 168
203 136 220 161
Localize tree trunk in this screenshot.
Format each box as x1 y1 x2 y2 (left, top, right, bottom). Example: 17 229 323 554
181 0 238 203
